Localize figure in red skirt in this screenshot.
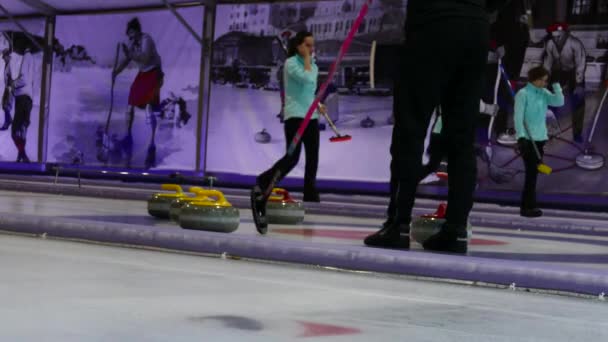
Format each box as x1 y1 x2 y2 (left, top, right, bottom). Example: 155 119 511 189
112 18 163 169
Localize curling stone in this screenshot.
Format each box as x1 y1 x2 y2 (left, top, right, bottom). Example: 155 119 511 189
255 129 272 144
266 188 305 225
169 186 208 222
179 189 240 233
148 184 189 219
410 203 472 245
360 116 375 128
576 151 605 171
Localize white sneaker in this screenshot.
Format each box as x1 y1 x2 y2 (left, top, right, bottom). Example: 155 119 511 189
420 173 441 185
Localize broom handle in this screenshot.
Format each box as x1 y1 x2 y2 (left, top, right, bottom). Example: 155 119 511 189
369 40 376 89
320 109 341 136
588 86 608 143
105 44 121 132
487 59 502 143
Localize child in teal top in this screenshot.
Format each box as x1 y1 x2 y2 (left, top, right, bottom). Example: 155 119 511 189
282 54 320 121
514 66 564 218
252 31 327 233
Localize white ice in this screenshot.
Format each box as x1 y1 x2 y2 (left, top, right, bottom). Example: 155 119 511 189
0 233 607 341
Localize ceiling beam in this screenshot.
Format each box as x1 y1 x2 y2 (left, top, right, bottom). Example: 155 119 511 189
17 0 57 16
162 0 203 44
0 3 45 52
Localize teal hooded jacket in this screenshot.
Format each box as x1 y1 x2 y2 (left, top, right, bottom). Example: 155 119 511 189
283 54 319 121
514 83 565 141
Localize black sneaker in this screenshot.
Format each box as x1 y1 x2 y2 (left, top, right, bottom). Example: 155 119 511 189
381 218 393 229
422 223 468 254
250 185 268 234
364 222 410 249
520 208 543 218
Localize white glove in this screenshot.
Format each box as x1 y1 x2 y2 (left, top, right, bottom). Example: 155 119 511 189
480 101 499 116
496 46 506 59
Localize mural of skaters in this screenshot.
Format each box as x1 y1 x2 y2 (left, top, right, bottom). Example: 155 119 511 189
48 9 201 170
0 29 55 163
207 0 608 192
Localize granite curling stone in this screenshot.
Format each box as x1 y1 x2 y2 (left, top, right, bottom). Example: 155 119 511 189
266 188 305 225
179 189 240 233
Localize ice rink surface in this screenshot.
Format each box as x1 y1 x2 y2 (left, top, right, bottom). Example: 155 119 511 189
1 233 607 342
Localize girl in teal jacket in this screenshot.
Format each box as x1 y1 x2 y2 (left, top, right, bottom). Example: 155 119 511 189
252 31 327 232
514 66 564 217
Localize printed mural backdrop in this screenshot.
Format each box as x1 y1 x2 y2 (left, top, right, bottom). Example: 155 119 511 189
206 1 405 181
0 19 45 163
205 0 608 196
48 7 203 170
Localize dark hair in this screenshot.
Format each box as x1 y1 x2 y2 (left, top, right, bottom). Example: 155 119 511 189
528 66 549 82
126 18 142 34
287 31 313 58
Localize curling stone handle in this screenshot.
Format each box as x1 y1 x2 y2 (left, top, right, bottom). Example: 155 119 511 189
161 184 183 194
196 189 230 205
189 186 204 193
272 188 294 202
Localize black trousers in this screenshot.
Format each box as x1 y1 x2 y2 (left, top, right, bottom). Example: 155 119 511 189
519 138 545 210
257 118 319 194
387 129 445 221
392 18 489 226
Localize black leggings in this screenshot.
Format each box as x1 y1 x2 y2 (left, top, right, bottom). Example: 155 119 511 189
257 118 319 194
519 138 545 210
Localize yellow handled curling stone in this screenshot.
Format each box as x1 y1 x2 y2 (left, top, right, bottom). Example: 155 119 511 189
148 184 192 219
179 189 240 233
266 188 305 225
169 187 209 222
410 203 472 245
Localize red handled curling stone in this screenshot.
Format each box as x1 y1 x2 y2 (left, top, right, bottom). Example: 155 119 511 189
179 189 240 233
410 203 472 245
266 188 305 225
148 184 189 219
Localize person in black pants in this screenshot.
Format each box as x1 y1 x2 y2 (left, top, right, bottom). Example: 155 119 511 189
519 139 545 215
365 0 510 254
251 31 326 234
384 109 444 228
256 118 320 202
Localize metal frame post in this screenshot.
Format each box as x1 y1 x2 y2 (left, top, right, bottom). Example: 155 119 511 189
37 15 55 163
196 1 216 173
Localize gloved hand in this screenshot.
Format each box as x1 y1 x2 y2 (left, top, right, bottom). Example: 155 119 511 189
496 46 506 60
485 103 500 116
516 138 527 155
